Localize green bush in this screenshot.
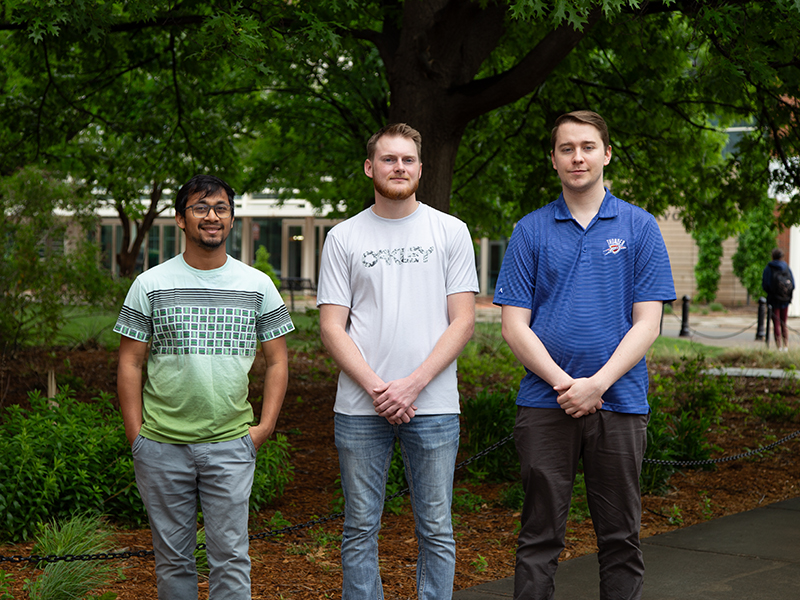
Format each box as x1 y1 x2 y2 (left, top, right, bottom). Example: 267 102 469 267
0 389 146 542
23 513 117 600
642 354 733 494
250 433 295 512
460 390 518 482
252 246 281 290
458 324 525 393
0 570 13 600
0 389 294 542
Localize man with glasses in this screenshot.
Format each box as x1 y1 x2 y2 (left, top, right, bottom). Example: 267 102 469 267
115 174 294 599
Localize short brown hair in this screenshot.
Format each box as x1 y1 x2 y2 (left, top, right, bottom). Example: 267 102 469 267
773 248 785 261
366 123 422 161
550 110 610 152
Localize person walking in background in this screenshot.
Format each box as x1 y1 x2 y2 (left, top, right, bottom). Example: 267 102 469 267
316 123 479 600
116 174 294 599
762 247 795 351
494 110 675 599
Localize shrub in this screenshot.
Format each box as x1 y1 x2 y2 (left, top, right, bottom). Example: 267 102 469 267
0 389 146 542
642 354 732 494
250 433 295 512
460 390 518 482
0 389 294 542
458 324 525 393
23 513 117 600
252 246 281 290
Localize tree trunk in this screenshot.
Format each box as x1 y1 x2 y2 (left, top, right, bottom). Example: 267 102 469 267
375 0 601 214
116 183 165 278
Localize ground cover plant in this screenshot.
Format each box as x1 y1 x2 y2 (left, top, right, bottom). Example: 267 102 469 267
0 312 799 598
22 513 118 600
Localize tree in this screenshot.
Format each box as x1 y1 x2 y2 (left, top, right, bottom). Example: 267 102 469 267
732 194 779 300
1 7 264 276
3 0 800 233
0 166 128 355
692 226 725 304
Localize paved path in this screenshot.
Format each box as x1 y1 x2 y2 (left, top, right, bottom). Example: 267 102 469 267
454 497 800 600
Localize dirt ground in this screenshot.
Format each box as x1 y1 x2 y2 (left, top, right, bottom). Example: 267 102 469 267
1 346 799 599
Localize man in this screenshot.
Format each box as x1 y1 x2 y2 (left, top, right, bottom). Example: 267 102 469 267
115 174 294 599
762 247 795 351
317 123 479 600
494 111 675 600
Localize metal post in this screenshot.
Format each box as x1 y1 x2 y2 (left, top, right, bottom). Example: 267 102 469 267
766 302 771 348
679 295 691 337
756 297 767 341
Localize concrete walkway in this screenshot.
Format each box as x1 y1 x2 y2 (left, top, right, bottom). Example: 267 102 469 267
454 497 800 599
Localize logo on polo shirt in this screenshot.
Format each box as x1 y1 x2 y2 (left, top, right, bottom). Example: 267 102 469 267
603 238 626 255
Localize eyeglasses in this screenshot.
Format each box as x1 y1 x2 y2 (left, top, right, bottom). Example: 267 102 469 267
187 203 232 218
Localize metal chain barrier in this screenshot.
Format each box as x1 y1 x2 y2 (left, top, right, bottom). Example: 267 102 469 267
666 310 759 339
2 426 798 567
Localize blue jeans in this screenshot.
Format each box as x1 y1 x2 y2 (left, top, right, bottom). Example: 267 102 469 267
334 413 460 600
132 435 257 600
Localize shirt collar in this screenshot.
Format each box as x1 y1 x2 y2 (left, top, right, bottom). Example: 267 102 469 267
554 189 618 222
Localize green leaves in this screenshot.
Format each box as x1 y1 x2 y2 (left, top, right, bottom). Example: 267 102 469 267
0 389 147 542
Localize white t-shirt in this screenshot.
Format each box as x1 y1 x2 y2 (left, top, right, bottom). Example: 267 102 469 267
317 202 479 415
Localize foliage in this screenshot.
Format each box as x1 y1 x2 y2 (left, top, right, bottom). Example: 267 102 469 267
0 570 13 600
459 324 526 393
751 392 800 423
4 1 800 240
250 433 295 512
384 442 409 515
23 513 118 600
460 390 519 482
0 167 127 355
0 389 146 542
692 226 725 303
194 528 209 578
253 246 281 290
732 194 779 300
641 354 735 494
451 488 485 514
0 388 294 541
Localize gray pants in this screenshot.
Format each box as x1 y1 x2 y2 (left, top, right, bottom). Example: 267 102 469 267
132 434 257 600
513 407 648 600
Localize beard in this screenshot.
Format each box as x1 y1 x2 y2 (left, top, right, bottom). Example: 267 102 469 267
373 176 419 201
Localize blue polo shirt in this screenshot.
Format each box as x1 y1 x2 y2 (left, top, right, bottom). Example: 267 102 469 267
493 190 675 414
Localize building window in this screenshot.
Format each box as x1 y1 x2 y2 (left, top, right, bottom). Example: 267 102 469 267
163 225 178 261
252 218 282 275
147 226 160 268
226 220 243 260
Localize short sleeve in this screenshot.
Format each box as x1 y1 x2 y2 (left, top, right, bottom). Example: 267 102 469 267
114 278 153 342
493 219 535 309
316 230 353 308
633 214 676 303
446 222 480 295
257 278 294 341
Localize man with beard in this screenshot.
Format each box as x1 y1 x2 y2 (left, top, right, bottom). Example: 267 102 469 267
115 174 294 599
317 123 479 600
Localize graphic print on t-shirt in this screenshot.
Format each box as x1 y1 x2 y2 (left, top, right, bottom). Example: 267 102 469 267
115 288 292 356
361 246 435 268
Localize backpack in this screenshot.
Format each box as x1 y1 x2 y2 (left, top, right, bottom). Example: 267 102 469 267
771 267 794 304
